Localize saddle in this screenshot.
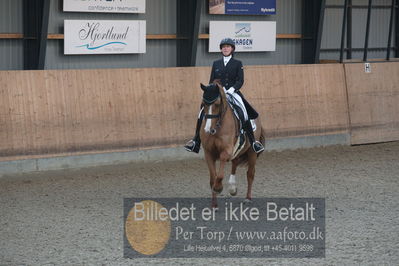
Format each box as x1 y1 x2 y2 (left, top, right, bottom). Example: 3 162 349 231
226 94 257 132
225 95 257 159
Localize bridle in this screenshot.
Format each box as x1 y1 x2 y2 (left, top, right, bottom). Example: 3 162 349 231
203 94 228 135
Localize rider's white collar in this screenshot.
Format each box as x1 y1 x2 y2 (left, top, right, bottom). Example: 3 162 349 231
223 55 232 66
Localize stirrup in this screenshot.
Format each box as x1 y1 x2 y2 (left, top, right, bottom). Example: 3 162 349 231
184 140 200 153
252 141 265 154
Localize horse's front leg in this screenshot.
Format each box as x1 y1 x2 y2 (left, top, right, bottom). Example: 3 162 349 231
204 151 218 208
211 192 218 209
213 151 230 194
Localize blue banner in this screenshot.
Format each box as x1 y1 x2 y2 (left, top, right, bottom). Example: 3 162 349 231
209 0 276 15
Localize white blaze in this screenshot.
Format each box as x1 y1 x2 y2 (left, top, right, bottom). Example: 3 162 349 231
204 106 212 133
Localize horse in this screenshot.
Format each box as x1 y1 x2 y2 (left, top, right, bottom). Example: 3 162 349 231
199 81 265 208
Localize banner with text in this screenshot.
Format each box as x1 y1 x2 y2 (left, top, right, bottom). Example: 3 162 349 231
124 198 325 258
209 0 276 15
64 0 145 13
64 20 146 55
209 21 276 52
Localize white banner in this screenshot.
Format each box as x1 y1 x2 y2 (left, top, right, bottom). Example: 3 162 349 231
63 0 145 13
209 21 276 52
64 20 146 55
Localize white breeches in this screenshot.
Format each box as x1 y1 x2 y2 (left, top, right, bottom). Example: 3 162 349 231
226 91 248 121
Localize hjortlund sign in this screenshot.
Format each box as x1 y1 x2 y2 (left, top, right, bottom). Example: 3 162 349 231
64 20 146 55
63 0 145 13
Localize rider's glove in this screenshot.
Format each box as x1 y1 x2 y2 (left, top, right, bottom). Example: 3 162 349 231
227 87 235 94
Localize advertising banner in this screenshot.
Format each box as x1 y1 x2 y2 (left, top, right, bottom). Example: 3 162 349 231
64 20 146 55
124 198 325 258
209 0 276 15
209 21 276 52
64 0 145 13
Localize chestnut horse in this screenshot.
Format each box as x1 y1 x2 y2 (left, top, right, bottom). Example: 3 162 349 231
199 81 265 208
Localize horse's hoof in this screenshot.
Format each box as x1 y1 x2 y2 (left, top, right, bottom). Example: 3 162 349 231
212 186 223 194
229 186 237 196
243 198 252 204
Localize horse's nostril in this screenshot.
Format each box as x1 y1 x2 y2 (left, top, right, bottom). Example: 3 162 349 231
210 129 217 135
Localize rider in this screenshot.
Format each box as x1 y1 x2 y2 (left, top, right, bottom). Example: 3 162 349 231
184 38 265 154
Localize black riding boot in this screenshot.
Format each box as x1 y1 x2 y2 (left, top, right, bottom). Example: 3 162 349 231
244 120 265 154
184 109 204 153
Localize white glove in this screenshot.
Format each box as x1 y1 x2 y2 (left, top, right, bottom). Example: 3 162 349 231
227 87 235 94
223 86 227 93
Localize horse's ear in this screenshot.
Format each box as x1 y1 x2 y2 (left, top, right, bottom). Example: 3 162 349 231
200 83 207 91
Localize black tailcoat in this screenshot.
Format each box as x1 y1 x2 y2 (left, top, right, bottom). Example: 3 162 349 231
209 57 258 119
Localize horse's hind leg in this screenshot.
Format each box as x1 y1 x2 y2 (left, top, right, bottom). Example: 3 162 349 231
245 152 257 202
228 161 238 196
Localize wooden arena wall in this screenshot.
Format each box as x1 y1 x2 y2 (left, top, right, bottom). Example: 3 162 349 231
344 62 399 145
244 64 349 139
0 62 398 160
0 67 209 158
